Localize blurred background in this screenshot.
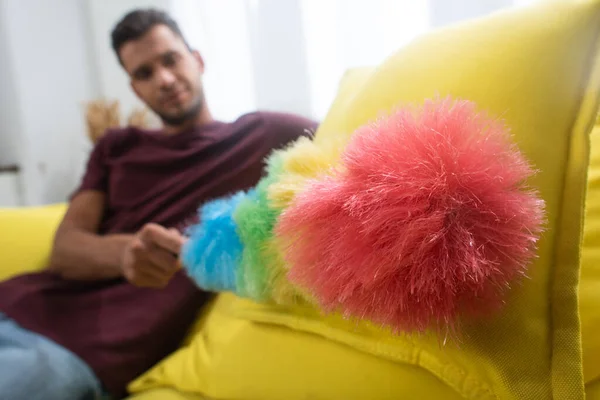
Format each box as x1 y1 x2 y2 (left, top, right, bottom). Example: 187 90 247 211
0 0 537 207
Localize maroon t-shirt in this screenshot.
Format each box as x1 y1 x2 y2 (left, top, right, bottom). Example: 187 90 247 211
0 111 316 398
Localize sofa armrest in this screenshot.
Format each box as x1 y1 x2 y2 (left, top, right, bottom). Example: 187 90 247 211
0 204 67 281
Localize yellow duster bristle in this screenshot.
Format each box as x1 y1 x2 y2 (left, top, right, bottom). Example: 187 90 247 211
268 135 351 210
261 236 304 305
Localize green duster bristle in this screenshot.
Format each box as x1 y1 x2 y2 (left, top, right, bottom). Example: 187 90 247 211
233 152 285 300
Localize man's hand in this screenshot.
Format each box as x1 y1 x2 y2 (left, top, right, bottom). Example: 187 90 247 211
121 223 187 288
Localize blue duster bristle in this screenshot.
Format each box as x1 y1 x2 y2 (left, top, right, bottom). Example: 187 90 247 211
181 191 252 292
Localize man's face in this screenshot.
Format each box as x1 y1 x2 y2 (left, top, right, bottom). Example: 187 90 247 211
120 25 205 126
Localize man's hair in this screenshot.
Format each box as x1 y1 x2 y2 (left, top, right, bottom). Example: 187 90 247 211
111 8 191 63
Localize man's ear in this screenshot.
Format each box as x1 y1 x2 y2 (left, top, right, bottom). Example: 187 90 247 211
192 50 205 73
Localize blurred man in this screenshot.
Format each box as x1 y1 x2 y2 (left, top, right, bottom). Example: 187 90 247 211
0 8 316 400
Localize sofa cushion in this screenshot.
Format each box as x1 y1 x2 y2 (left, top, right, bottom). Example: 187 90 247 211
0 204 66 281
581 121 600 385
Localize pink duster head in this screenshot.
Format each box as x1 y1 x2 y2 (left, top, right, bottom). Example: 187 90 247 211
276 97 545 334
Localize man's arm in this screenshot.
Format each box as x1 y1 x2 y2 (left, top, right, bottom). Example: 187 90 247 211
48 190 186 287
48 190 133 281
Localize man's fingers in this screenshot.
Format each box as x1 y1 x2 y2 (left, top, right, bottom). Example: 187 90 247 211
132 269 170 288
139 224 185 255
127 260 174 288
145 246 180 273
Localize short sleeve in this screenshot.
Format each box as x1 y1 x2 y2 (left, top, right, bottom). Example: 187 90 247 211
70 134 111 199
261 112 319 149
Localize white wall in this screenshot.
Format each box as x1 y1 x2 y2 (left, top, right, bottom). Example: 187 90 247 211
0 0 98 205
248 0 312 116
171 0 258 122
429 0 511 27
300 0 430 120
0 173 21 207
0 2 21 169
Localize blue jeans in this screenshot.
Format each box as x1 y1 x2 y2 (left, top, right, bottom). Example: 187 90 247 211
0 312 105 400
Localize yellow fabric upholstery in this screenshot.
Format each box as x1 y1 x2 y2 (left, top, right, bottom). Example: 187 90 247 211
0 204 66 281
581 123 600 387
132 294 464 400
588 379 600 400
130 1 600 399
126 388 207 400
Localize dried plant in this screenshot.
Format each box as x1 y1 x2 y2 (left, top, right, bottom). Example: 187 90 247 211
127 107 150 129
84 99 150 144
85 99 121 144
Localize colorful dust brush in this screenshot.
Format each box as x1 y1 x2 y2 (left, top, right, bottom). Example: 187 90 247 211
276 97 545 333
181 96 546 335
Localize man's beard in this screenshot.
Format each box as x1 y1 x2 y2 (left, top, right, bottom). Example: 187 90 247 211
156 95 203 127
